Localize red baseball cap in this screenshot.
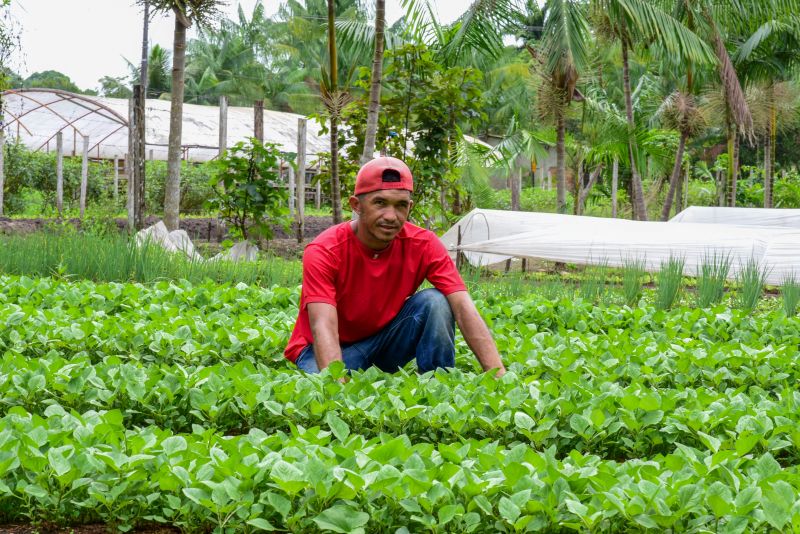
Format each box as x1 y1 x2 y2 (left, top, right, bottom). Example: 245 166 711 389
354 157 414 196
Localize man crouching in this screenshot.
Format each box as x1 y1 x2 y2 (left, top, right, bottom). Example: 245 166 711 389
284 156 505 377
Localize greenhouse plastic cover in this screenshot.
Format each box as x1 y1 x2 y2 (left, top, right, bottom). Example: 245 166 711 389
1 88 329 162
670 206 800 228
440 209 800 285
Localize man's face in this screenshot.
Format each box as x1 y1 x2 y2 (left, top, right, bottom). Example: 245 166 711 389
350 189 413 249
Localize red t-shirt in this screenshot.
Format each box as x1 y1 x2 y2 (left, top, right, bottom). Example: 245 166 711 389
284 221 466 362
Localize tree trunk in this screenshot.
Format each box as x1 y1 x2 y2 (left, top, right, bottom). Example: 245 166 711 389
621 40 647 221
510 168 520 211
140 1 149 95
660 131 687 221
765 89 776 208
165 10 189 231
328 0 342 223
676 162 684 213
361 0 385 164
555 111 567 214
725 122 739 207
611 157 618 218
578 165 603 215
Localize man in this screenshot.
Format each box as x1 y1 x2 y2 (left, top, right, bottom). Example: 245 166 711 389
284 156 505 376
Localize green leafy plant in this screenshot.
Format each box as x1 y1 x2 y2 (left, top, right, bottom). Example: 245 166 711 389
735 258 770 311
655 256 685 310
781 274 800 316
695 251 731 308
207 139 290 242
622 256 647 306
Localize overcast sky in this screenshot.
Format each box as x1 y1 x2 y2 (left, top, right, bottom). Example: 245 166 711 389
7 0 471 92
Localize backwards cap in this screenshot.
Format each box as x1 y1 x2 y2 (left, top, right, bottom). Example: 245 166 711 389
354 157 414 196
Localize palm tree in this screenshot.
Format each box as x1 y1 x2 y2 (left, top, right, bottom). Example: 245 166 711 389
591 0 713 220
140 0 223 231
734 18 800 207
656 90 704 219
537 0 590 214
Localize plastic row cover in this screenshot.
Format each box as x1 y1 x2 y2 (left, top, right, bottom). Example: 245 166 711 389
440 209 800 285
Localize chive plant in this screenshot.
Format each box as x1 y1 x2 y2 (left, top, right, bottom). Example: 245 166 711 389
781 274 800 316
655 256 685 310
695 252 732 308
579 262 608 304
735 258 770 311
622 257 647 307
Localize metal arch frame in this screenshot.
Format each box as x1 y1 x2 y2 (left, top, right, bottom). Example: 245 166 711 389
1 88 130 154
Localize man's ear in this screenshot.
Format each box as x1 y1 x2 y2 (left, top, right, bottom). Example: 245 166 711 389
348 195 360 213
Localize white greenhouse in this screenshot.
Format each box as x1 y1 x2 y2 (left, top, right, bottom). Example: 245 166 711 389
1 88 330 163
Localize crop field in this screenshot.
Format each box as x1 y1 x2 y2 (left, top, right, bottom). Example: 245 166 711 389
1 274 800 532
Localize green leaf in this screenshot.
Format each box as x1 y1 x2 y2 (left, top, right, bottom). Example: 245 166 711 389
312 505 369 533
161 436 187 456
514 412 534 431
325 412 351 442
499 497 521 523
247 518 276 531
438 504 460 525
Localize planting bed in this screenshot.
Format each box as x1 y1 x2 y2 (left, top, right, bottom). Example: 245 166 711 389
1 275 799 532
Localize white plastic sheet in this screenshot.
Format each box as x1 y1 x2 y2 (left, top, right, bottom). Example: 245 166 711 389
671 206 800 228
1 89 329 162
440 209 800 285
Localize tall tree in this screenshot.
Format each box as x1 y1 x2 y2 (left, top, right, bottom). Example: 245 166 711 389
324 0 343 223
361 0 386 164
592 0 713 220
538 0 590 214
140 0 223 231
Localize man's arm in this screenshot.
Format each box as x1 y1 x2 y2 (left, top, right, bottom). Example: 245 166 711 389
307 302 342 370
446 290 506 377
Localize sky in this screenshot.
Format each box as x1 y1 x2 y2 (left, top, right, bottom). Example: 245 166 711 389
6 0 472 92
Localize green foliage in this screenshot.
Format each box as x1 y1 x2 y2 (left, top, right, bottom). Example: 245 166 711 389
0 233 301 286
145 160 215 215
781 274 800 316
622 256 647 306
22 70 83 93
735 258 770 311
0 275 799 531
696 252 732 307
655 256 685 310
1 141 110 214
207 139 290 241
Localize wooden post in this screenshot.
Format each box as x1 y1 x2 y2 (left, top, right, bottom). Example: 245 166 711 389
296 118 306 243
611 157 619 218
113 157 119 203
219 95 228 157
56 131 64 218
254 100 264 142
288 166 295 216
127 94 135 231
133 84 147 230
316 178 321 210
0 131 5 217
79 134 89 218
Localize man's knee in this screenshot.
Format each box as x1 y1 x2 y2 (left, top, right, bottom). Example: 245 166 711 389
413 288 452 318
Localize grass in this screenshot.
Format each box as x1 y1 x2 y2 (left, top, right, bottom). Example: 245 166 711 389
0 232 301 287
735 258 770 311
655 256 685 310
696 252 732 308
781 274 800 316
622 257 647 307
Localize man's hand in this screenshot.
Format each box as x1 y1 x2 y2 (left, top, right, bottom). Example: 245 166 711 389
307 302 343 371
445 291 506 377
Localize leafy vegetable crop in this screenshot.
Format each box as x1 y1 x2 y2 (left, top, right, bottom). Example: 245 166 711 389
1 274 800 532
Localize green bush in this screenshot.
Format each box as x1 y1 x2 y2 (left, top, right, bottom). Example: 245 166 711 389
145 160 215 215
2 141 110 215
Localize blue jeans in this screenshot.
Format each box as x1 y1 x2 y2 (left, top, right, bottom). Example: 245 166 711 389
295 288 456 374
